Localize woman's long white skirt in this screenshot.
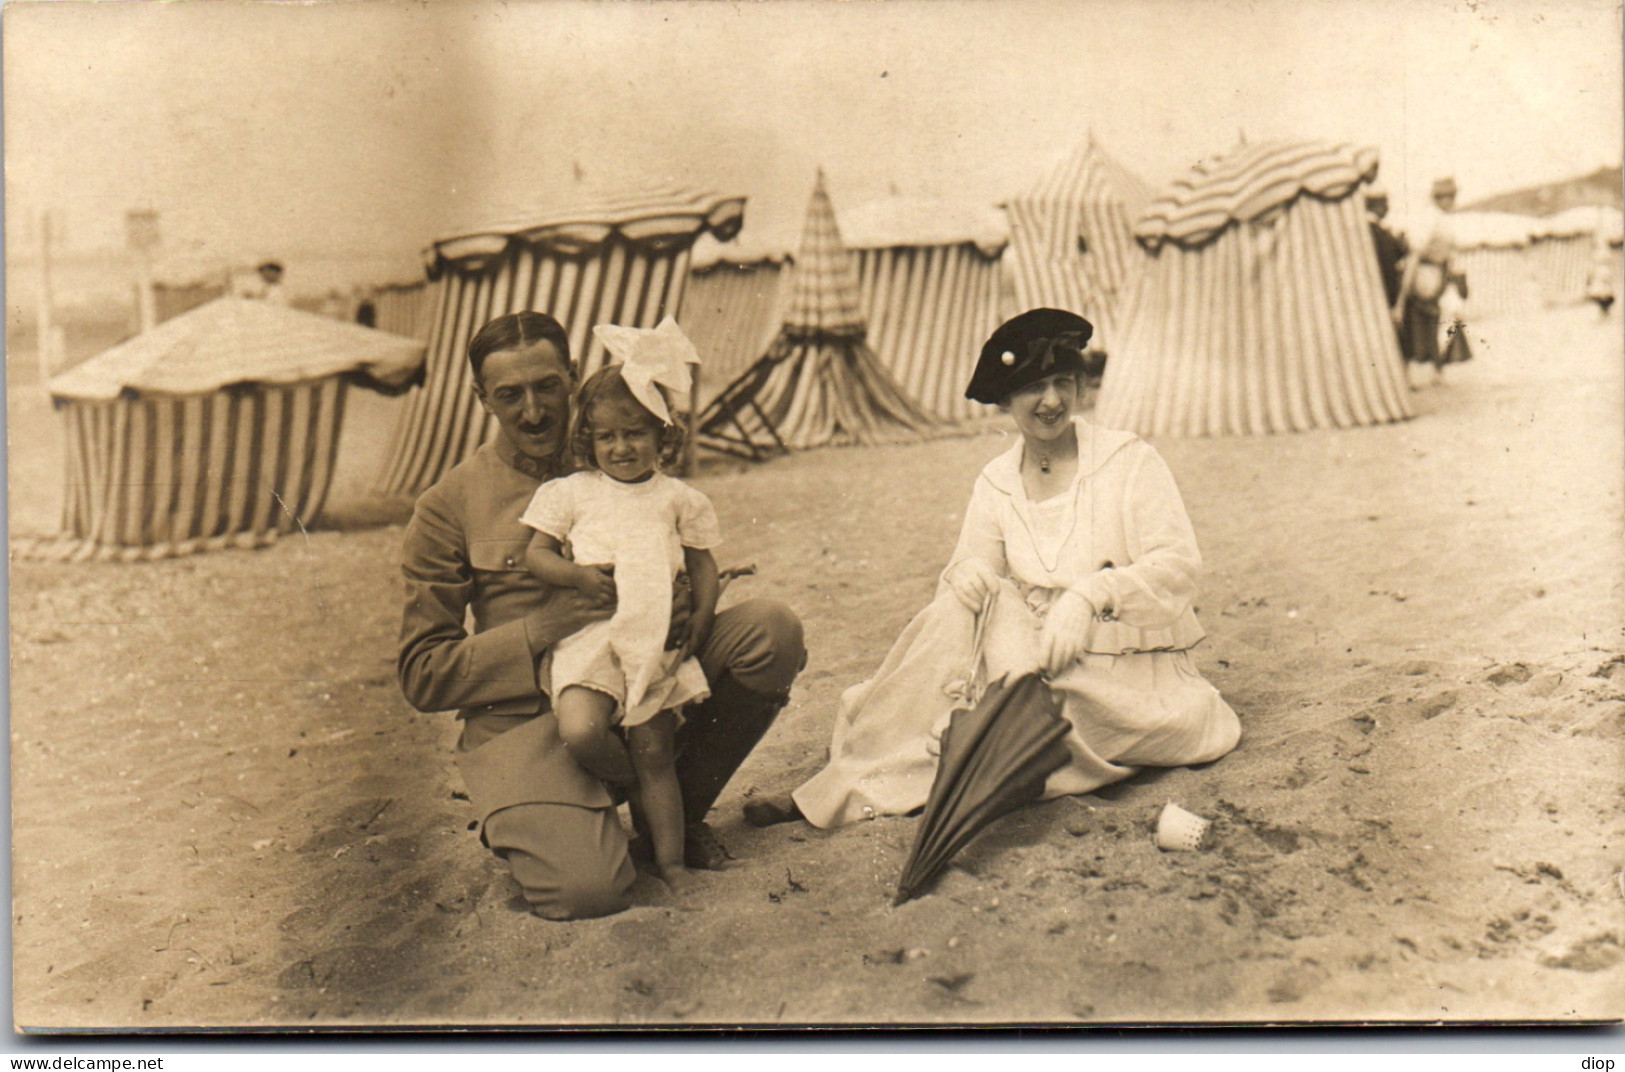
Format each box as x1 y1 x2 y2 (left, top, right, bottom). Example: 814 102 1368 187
792 580 1241 829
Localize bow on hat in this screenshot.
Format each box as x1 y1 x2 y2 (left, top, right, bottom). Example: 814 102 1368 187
591 316 701 426
1006 330 1086 376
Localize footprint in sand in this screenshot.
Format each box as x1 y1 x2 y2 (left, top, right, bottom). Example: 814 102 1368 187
1395 660 1440 677
1485 662 1534 687
1415 691 1458 720
1537 931 1623 972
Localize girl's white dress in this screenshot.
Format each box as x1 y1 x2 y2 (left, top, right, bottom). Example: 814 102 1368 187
520 470 720 727
793 418 1241 828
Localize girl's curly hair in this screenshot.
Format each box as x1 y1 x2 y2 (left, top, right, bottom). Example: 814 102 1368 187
570 364 688 472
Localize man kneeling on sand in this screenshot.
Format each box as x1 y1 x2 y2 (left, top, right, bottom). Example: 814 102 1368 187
397 311 806 920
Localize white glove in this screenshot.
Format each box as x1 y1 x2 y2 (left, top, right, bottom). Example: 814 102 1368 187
1038 588 1095 675
944 558 1000 612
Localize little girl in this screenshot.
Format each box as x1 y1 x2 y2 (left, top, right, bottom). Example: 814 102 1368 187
521 318 719 892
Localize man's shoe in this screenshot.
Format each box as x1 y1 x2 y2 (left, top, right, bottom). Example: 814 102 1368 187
683 821 733 870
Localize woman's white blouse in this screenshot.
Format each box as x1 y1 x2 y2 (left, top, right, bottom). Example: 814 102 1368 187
941 418 1207 655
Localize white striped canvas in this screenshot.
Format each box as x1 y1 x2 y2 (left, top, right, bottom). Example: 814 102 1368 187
1002 136 1155 356
374 186 746 496
32 377 347 561
1097 140 1409 438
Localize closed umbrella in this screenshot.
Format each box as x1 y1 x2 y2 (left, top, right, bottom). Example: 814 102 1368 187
893 597 1072 905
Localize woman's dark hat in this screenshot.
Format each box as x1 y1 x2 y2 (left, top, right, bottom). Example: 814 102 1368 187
964 308 1093 404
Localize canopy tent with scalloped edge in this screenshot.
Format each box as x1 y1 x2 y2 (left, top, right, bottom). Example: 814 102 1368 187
1525 206 1616 308
356 279 437 342
373 184 745 495
1000 134 1155 364
697 172 937 456
29 297 424 562
1447 206 1625 319
841 196 1009 423
682 233 795 406
1096 139 1410 438
1449 211 1543 320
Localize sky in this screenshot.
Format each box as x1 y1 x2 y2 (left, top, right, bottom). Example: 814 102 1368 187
4 0 1621 287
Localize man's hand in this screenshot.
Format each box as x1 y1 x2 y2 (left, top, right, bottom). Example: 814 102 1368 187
666 572 696 651
673 607 714 663
573 563 617 606
529 584 616 651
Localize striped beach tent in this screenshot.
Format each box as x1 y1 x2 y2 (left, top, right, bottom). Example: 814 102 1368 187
1449 212 1543 320
840 197 1008 423
682 234 793 407
32 297 423 562
1002 134 1155 360
1602 209 1624 293
363 280 438 342
153 279 229 325
1527 207 1604 306
697 172 936 455
373 184 745 496
1096 139 1409 437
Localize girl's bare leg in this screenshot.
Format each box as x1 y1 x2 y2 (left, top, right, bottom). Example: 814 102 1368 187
627 712 695 891
554 686 636 787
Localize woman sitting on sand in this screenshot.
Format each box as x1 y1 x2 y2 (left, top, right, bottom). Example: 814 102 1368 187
749 308 1241 829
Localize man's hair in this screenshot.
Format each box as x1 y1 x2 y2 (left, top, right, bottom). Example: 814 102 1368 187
467 312 574 383
571 364 687 472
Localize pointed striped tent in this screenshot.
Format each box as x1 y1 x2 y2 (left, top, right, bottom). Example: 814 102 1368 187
374 185 745 496
840 197 1009 423
32 298 424 562
682 234 793 407
1096 139 1409 437
697 173 936 455
1002 135 1155 360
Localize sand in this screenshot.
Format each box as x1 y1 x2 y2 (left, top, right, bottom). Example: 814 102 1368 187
9 304 1624 1028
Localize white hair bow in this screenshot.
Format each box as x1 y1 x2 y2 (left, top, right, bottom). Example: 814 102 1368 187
591 316 701 426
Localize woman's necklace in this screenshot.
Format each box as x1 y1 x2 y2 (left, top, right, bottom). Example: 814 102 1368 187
1027 424 1075 482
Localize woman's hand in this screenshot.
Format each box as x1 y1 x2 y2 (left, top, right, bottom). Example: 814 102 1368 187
945 558 1000 611
1038 589 1095 675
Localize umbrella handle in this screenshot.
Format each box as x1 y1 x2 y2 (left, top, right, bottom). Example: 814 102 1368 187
967 587 995 703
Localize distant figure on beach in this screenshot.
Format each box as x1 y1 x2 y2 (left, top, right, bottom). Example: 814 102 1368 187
1586 245 1615 318
240 260 289 306
748 308 1240 831
1437 270 1473 369
398 311 805 920
1394 177 1459 387
521 320 719 895
1365 183 1409 315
